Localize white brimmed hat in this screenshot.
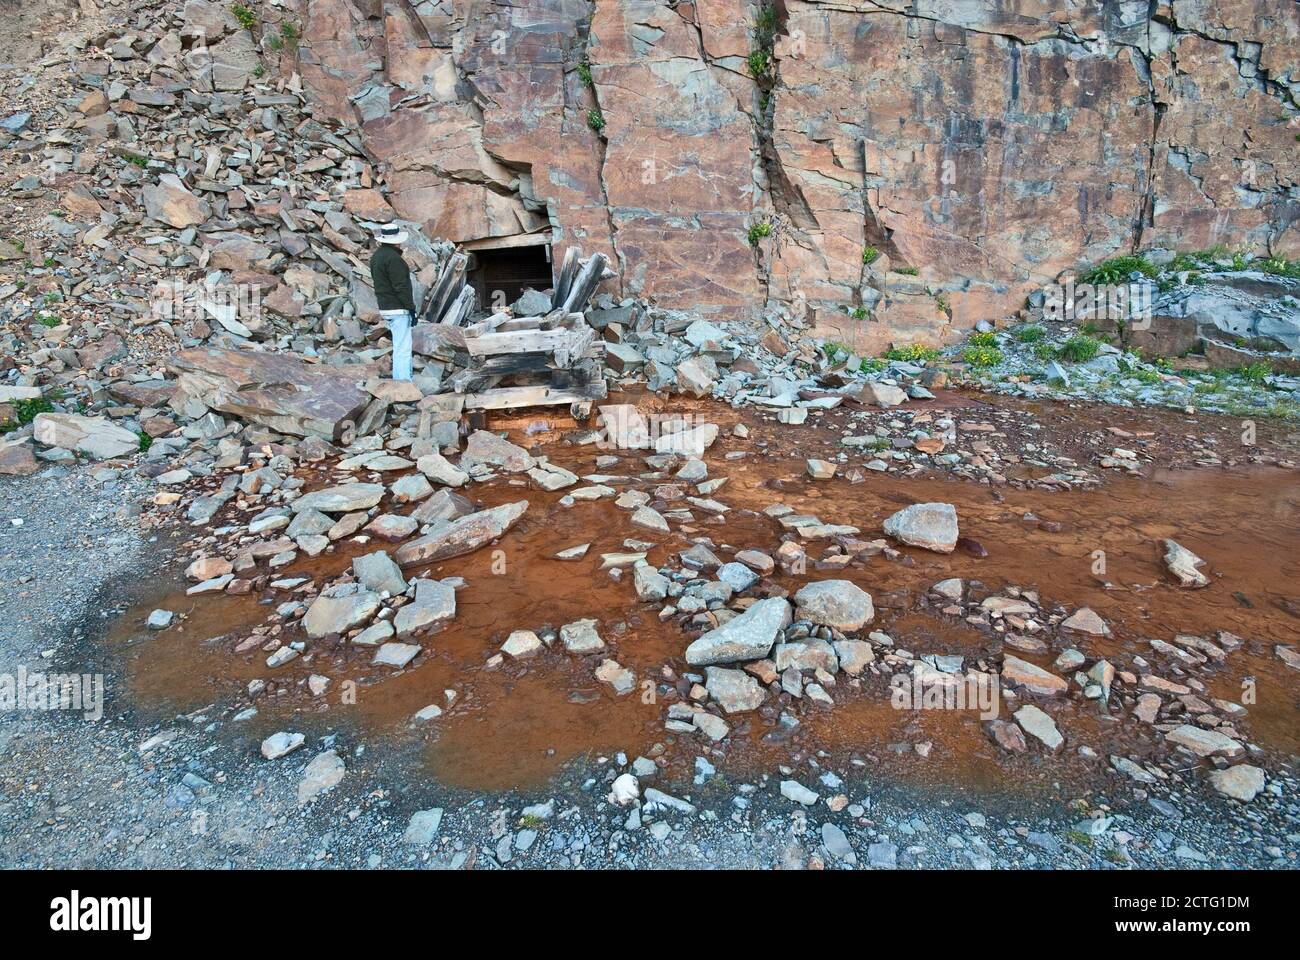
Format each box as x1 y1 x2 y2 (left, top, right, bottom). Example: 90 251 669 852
375 224 408 245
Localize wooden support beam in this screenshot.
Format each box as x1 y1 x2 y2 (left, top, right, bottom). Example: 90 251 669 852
421 252 468 323
464 380 608 411
552 246 580 308
561 252 609 313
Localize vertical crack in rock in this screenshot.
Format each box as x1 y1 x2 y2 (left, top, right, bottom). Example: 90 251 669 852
583 2 626 288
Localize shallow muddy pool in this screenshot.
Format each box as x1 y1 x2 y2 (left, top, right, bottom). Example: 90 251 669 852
109 392 1300 795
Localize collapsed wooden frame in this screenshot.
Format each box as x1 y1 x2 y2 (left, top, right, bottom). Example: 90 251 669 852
414 246 614 413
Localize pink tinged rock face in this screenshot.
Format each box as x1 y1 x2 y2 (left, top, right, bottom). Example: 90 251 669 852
293 0 1300 339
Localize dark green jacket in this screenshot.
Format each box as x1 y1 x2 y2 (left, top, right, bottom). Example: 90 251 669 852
370 244 416 313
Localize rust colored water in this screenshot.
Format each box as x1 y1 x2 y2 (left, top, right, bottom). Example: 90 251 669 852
115 392 1300 793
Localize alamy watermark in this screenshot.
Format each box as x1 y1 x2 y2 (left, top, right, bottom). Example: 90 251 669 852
1043 280 1153 329
150 280 263 324
890 669 1000 720
595 409 711 451
0 666 104 721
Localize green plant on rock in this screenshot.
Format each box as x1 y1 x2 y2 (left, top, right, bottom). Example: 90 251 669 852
962 345 1003 367
230 3 257 30
137 430 153 453
586 108 605 132
1031 341 1056 361
36 313 59 328
1013 324 1045 343
1236 361 1272 383
935 293 951 316
847 305 869 321
884 344 940 362
747 221 772 246
968 330 998 347
1078 254 1158 284
0 396 54 434
1260 256 1300 279
746 48 771 80
577 60 593 87
892 265 919 276
862 246 879 265
1057 335 1102 362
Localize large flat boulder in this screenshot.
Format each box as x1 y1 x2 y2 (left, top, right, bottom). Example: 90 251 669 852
292 483 385 514
33 413 140 460
883 502 959 553
302 584 381 638
395 500 529 566
169 348 376 440
685 597 792 666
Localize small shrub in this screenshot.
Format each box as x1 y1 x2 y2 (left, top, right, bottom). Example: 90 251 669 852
1031 341 1056 361
746 49 770 79
1064 829 1094 849
1057 335 1102 362
847 306 869 321
962 345 1003 367
231 3 257 30
1013 324 1045 343
37 313 59 328
138 431 153 453
884 344 940 362
968 330 998 347
1078 254 1157 285
577 61 593 87
892 265 919 276
586 108 605 132
861 246 880 265
935 294 951 315
747 221 772 246
1260 256 1300 279
1 396 54 433
1236 361 1272 383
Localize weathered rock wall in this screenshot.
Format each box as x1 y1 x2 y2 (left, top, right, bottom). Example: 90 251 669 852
296 0 1299 346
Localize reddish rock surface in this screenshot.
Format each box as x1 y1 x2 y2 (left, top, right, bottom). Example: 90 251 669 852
295 0 1300 338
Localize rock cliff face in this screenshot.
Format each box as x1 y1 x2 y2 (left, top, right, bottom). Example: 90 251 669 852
296 0 1299 346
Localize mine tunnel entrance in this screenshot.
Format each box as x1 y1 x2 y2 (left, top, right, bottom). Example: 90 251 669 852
465 236 553 312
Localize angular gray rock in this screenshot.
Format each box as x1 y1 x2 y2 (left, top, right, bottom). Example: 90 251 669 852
560 618 605 654
394 578 456 637
1162 538 1209 588
395 501 529 566
352 550 407 596
794 579 874 631
704 666 766 713
293 483 385 514
685 597 792 666
882 502 959 553
302 584 381 638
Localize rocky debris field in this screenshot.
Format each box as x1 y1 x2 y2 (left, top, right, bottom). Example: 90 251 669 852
2 399 1299 869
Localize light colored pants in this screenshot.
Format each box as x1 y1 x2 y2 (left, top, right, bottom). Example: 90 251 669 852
381 309 413 381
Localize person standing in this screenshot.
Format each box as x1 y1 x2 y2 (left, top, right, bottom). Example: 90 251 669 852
369 224 415 381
